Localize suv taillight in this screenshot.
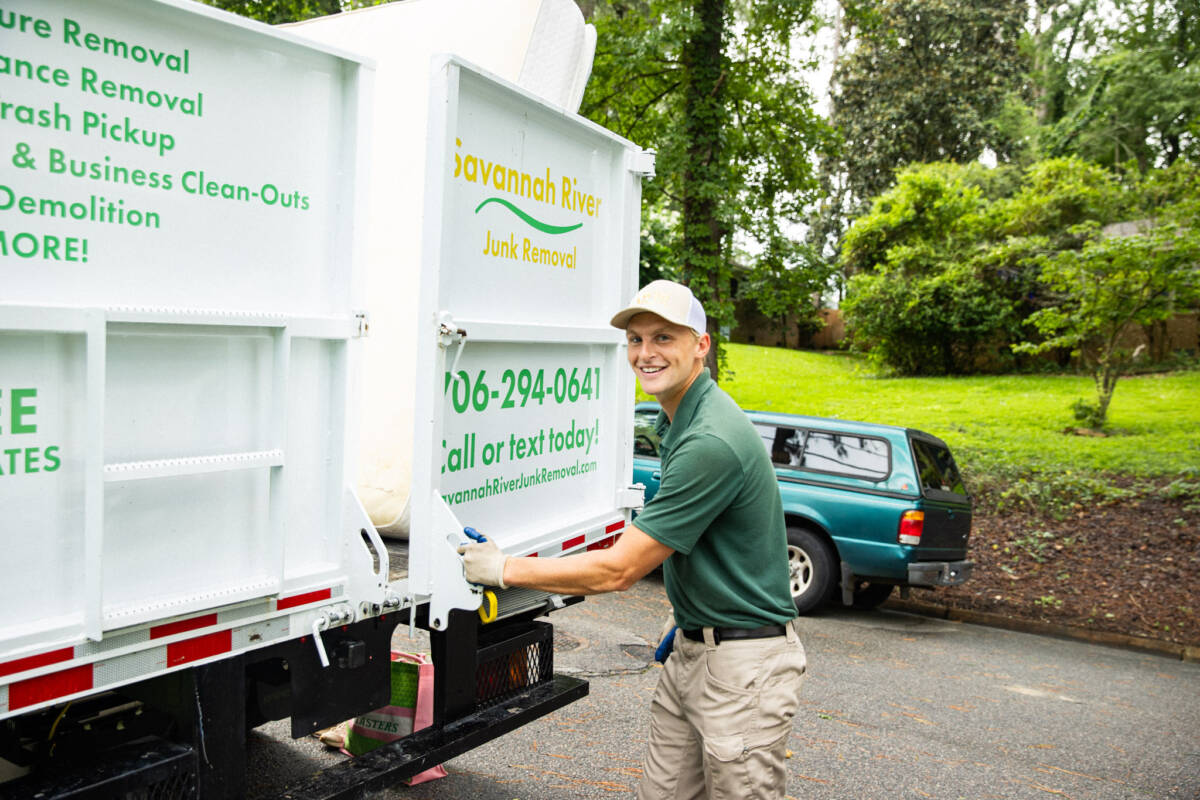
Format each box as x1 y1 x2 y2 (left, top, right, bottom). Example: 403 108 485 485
898 510 924 545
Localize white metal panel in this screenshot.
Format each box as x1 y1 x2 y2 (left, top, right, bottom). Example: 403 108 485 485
410 58 650 626
103 328 273 464
282 337 348 581
0 330 89 648
1 0 360 317
101 471 276 626
1 0 373 666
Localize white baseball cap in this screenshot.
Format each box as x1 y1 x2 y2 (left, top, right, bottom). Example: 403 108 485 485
609 279 707 335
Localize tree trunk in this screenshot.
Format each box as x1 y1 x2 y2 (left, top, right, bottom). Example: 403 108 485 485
680 0 727 381
1095 366 1118 428
1142 319 1169 362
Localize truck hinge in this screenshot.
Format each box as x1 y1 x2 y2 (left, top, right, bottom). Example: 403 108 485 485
625 148 656 178
617 484 645 511
436 311 467 347
437 311 468 375
354 310 370 338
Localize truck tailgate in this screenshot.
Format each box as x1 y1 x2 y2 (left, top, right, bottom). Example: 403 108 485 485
916 500 972 559
407 59 651 627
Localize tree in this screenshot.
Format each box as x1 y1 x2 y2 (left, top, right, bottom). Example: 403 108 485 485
839 163 1021 374
997 157 1129 238
844 261 1018 374
581 0 834 378
1014 217 1200 428
1032 0 1200 171
678 0 730 375
829 0 1030 207
1028 0 1105 128
737 238 832 346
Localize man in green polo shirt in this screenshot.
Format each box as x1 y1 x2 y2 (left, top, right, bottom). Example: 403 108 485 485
459 279 806 799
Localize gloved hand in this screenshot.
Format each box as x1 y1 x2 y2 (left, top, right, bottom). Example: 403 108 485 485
457 537 510 589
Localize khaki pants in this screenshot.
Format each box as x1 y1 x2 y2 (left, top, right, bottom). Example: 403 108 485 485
637 621 807 800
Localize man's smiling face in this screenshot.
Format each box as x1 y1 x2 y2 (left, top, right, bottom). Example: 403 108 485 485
625 312 709 415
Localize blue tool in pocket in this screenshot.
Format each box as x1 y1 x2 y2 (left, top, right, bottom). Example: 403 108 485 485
655 626 677 663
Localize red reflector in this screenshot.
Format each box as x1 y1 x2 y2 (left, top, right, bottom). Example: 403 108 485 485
9 665 94 710
277 588 332 611
562 535 585 550
604 520 625 534
587 536 614 551
150 613 219 640
167 630 232 668
898 511 925 545
0 647 74 678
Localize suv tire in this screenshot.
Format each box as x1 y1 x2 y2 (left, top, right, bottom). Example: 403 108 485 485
786 526 835 614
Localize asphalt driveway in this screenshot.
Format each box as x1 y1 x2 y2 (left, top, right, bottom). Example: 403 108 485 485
251 573 1200 799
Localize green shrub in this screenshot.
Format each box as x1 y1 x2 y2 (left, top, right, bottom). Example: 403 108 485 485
967 463 1138 519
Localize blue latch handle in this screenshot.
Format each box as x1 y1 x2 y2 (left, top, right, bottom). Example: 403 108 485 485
464 527 487 543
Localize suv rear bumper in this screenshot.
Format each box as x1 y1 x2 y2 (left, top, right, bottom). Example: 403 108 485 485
908 560 973 587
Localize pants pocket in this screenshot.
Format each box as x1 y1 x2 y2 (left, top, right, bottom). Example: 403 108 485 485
703 731 792 800
703 733 746 763
702 641 763 696
748 641 806 746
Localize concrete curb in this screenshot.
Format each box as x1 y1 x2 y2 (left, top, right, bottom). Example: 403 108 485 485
883 598 1200 663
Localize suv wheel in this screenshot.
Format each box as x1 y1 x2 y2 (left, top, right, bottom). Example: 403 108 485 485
786 526 835 614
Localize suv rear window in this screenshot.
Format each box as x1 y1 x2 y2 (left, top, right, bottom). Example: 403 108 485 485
754 424 890 480
803 431 890 480
911 438 967 497
755 424 804 467
634 409 662 457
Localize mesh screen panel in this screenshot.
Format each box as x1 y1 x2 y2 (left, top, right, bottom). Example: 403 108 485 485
475 625 553 709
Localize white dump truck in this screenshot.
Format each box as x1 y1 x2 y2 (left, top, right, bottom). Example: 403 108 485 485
0 0 652 796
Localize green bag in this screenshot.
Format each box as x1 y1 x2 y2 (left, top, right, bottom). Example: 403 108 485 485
342 651 447 784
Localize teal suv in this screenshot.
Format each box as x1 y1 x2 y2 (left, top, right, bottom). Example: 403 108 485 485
632 403 973 613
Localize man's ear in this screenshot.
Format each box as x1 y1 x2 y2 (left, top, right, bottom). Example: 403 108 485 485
695 332 712 359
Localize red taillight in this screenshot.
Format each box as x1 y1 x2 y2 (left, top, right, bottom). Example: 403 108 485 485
898 511 924 545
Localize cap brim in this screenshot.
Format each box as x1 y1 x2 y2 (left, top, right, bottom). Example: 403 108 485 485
609 305 659 330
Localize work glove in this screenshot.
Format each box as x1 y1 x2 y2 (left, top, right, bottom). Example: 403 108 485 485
457 532 510 589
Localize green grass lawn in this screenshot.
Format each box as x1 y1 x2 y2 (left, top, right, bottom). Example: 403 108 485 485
646 344 1200 480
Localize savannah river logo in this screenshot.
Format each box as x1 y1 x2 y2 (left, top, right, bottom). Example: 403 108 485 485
454 138 604 269
473 197 580 234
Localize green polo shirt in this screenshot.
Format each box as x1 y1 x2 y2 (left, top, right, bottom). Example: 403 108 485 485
634 369 794 630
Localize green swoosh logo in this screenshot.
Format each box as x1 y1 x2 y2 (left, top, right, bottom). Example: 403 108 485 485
474 197 582 234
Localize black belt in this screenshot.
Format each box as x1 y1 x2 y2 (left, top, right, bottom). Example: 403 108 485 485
681 624 787 645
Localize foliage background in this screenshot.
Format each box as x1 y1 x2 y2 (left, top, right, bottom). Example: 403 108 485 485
643 344 1200 477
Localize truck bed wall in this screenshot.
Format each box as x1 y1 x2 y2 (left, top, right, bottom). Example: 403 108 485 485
0 0 375 708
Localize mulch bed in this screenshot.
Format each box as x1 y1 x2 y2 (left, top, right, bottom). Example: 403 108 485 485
904 492 1200 647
